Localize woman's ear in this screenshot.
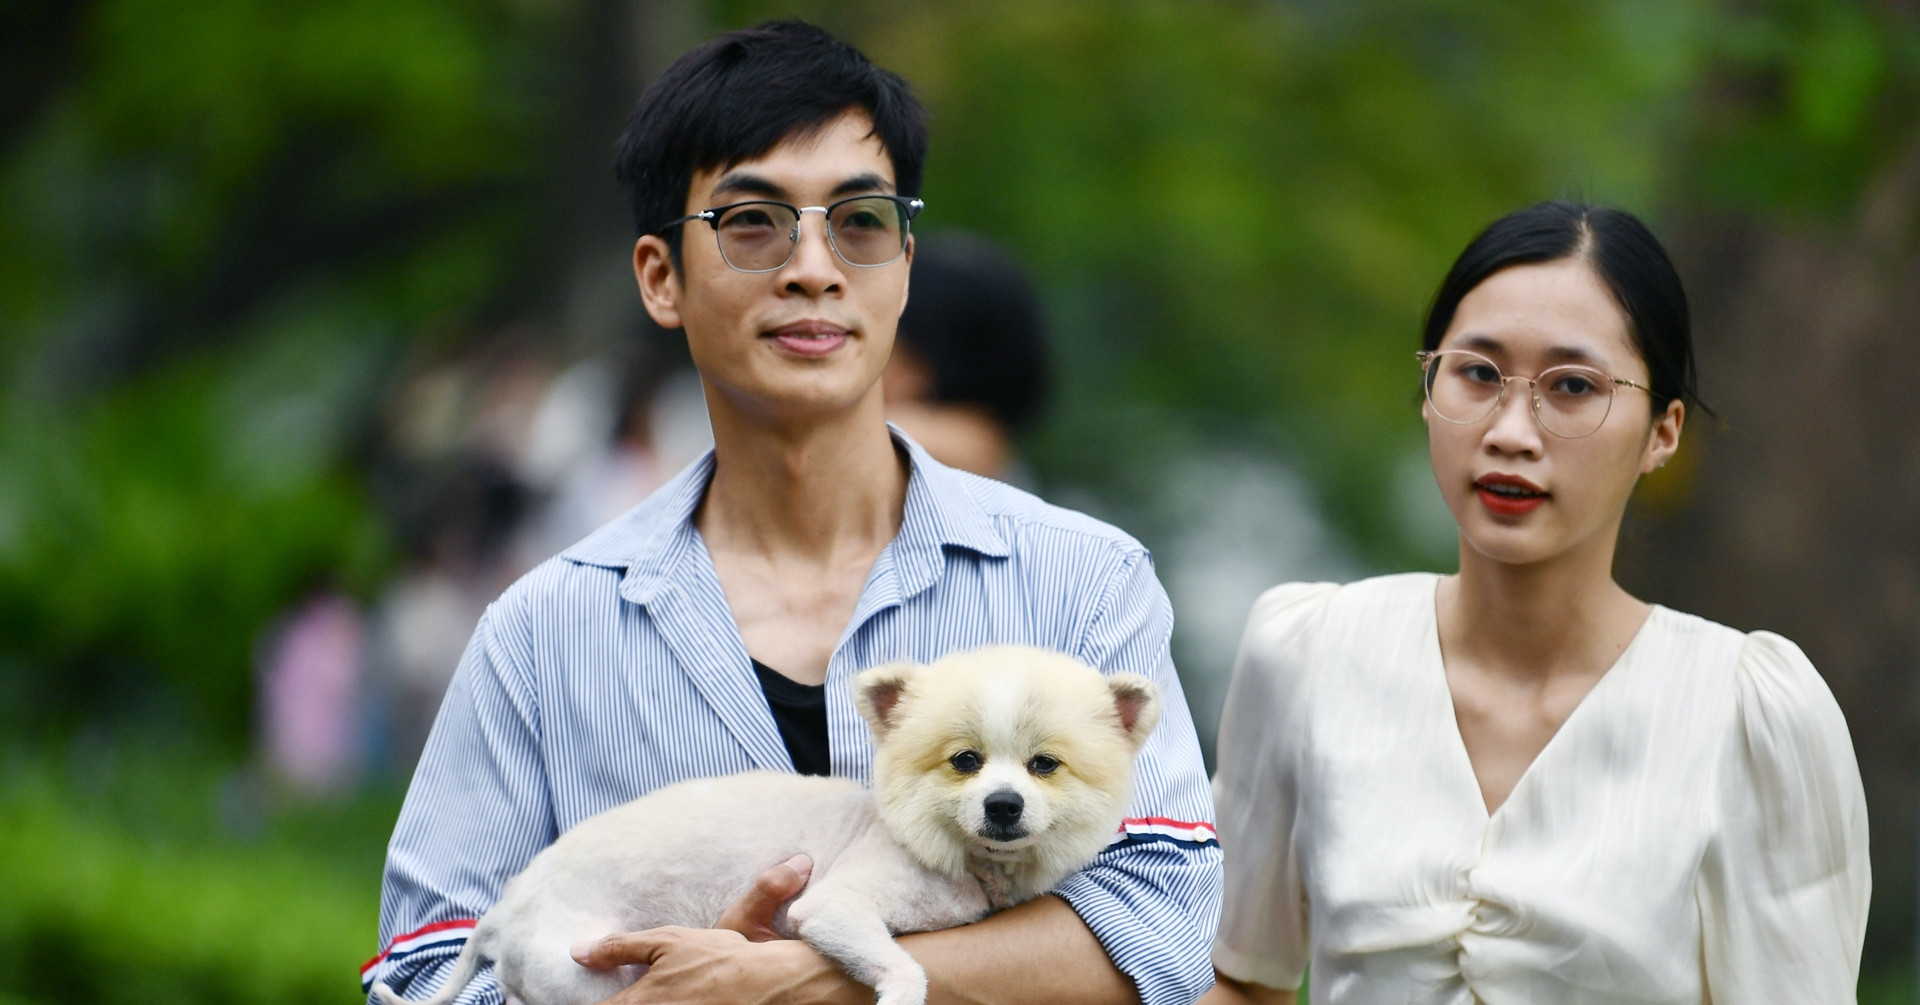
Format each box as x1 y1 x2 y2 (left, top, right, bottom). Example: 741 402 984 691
1641 398 1685 474
634 236 684 330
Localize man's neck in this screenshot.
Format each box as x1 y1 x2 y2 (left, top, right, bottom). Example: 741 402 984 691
696 386 908 564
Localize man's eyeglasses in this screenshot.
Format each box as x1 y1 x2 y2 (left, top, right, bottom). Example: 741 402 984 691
1416 349 1652 439
659 195 924 273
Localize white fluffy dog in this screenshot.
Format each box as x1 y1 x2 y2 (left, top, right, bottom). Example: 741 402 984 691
373 644 1161 1005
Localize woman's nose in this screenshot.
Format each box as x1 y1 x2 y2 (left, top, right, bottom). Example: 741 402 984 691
1482 378 1544 454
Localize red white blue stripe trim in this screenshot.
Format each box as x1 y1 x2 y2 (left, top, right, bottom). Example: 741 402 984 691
361 919 476 988
1113 816 1218 848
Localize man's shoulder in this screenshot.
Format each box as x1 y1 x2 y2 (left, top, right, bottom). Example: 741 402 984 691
947 468 1147 560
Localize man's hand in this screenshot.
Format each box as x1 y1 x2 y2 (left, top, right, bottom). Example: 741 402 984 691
569 855 866 1005
714 853 811 941
571 925 864 1005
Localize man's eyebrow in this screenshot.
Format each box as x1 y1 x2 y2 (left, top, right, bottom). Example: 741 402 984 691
828 173 895 198
710 172 789 201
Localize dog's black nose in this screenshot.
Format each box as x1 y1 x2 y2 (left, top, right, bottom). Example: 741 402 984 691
984 791 1024 826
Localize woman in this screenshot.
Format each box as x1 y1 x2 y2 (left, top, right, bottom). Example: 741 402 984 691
1202 202 1868 1004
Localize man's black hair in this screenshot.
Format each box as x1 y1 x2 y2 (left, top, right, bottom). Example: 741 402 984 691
896 232 1051 432
613 20 928 259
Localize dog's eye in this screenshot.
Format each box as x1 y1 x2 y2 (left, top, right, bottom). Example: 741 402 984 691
949 750 983 774
1026 754 1060 776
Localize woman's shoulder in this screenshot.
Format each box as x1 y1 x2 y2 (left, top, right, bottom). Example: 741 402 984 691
1647 609 1853 757
1246 572 1435 626
1238 573 1436 671
1728 629 1853 749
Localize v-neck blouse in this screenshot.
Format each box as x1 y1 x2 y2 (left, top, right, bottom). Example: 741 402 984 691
1210 573 1869 1004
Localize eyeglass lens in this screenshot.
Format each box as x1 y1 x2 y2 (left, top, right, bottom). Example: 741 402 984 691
1423 350 1616 438
713 197 910 272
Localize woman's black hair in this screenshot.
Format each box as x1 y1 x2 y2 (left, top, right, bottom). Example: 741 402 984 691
1422 201 1706 416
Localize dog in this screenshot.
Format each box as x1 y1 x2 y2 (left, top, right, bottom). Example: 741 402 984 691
372 644 1161 1005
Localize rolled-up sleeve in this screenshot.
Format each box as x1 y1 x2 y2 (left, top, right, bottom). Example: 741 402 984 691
1052 549 1223 1005
364 597 556 1004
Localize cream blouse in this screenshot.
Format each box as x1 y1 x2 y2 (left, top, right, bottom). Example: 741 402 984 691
1210 573 1868 1004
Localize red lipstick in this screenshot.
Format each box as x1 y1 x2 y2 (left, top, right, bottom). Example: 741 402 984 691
1474 473 1548 517
765 319 850 357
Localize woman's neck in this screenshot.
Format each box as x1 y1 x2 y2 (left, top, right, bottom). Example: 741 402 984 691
1439 527 1650 684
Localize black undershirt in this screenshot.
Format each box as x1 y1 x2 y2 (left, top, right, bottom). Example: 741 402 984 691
751 659 832 776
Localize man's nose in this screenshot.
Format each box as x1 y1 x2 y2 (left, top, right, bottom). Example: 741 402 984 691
779 208 846 293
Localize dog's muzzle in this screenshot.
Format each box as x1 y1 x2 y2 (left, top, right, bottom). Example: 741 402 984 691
979 789 1027 841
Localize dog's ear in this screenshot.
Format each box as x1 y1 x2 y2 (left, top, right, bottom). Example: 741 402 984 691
854 663 916 737
1106 674 1161 750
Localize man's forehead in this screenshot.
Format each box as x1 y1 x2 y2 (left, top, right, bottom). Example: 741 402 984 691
690 110 896 200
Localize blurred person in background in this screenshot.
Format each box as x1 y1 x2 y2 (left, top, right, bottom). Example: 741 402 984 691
365 334 712 777
366 20 1219 1005
256 581 369 796
883 231 1051 481
1203 203 1868 1004
513 345 716 572
365 455 529 774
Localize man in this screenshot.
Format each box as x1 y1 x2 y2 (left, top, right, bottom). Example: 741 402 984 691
884 231 1051 480
366 21 1219 1005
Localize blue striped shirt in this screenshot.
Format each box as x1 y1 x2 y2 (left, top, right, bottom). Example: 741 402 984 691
367 431 1222 1004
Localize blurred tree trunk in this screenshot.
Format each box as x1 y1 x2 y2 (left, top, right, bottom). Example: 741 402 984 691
536 0 706 355
1619 135 1920 963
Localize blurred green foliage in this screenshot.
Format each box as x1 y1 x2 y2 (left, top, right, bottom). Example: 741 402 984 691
736 0 1920 562
0 742 395 1004
0 0 564 745
3 0 1919 999
6 0 1916 748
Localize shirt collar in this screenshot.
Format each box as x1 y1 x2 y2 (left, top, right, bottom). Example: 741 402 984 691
563 425 1010 606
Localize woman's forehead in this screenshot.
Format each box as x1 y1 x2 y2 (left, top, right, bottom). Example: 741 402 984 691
1442 260 1641 371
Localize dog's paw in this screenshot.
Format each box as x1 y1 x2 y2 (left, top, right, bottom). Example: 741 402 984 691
872 971 928 1005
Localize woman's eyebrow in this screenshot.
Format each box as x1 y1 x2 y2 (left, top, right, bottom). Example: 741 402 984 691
1457 334 1607 365
1541 344 1604 365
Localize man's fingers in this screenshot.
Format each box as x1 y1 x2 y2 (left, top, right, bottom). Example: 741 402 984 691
713 854 813 940
570 928 683 970
764 853 813 897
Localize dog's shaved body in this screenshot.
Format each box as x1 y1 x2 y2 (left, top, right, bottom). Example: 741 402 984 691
373 774 987 1005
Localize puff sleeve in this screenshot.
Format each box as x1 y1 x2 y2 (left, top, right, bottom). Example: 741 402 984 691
1697 631 1870 1003
1209 582 1339 991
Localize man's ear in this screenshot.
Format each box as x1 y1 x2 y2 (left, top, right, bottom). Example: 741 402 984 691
634 235 684 330
854 664 916 737
1106 674 1161 751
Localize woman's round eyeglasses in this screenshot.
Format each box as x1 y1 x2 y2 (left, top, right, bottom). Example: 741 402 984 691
659 195 924 273
1416 349 1651 439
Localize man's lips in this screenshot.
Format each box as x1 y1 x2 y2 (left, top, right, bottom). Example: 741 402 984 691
1474 473 1548 517
763 320 851 357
